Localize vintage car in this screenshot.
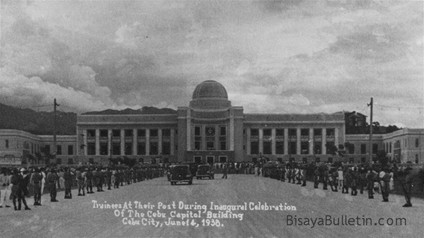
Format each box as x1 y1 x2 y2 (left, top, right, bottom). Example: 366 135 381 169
169 164 193 185
196 164 214 180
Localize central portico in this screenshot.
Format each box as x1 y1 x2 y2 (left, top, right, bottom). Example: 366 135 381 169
177 80 244 163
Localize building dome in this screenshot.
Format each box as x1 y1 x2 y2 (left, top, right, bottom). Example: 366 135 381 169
192 80 228 100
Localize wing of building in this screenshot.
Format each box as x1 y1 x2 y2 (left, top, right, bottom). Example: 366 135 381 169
1 80 423 166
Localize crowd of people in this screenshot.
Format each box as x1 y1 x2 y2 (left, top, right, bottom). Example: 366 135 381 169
0 166 164 211
255 161 419 208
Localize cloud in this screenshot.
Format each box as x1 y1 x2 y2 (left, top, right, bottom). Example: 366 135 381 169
0 0 422 128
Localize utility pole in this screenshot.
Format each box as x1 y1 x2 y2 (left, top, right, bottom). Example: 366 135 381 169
53 98 60 164
368 97 373 163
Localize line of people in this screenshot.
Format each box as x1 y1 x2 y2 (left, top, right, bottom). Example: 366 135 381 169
0 166 164 211
270 162 416 207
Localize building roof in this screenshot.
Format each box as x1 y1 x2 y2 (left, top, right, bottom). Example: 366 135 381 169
192 80 228 100
244 112 345 122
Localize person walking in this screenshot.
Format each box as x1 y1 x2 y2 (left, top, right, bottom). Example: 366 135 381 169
0 168 11 208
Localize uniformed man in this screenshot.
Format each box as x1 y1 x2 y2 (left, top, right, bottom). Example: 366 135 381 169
350 167 358 196
86 167 94 194
63 167 73 199
30 168 43 206
46 168 59 202
222 163 228 179
399 165 415 207
366 168 377 199
77 168 86 196
380 167 391 202
106 168 112 190
313 165 319 189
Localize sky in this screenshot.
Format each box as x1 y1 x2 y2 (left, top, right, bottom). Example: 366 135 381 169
0 0 423 128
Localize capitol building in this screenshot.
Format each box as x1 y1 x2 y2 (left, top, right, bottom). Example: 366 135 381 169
1 80 423 166
76 80 346 164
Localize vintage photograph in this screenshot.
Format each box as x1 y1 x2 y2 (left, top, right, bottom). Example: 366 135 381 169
0 0 423 237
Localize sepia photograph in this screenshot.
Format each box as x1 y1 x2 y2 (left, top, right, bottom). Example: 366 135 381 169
0 0 423 237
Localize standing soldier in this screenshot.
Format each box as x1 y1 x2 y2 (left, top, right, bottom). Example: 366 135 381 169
358 166 367 194
399 165 414 207
86 168 94 194
11 168 31 211
77 168 86 196
64 167 73 199
222 163 228 179
0 168 11 208
30 168 43 206
321 164 329 190
46 168 59 202
342 167 350 194
380 167 391 202
366 168 377 199
350 167 358 196
106 168 112 190
313 165 320 189
301 164 307 187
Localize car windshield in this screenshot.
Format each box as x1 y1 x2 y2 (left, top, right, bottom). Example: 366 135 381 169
174 166 189 173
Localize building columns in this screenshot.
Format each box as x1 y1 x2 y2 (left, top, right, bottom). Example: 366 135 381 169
95 129 100 156
120 129 125 156
309 128 314 155
322 128 327 155
146 129 150 156
271 128 276 155
284 128 288 155
107 129 112 156
296 128 301 155
259 128 263 154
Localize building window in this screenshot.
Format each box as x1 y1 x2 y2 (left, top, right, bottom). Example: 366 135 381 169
348 144 355 154
251 141 259 155
44 145 50 154
301 141 309 154
195 127 201 136
125 129 133 137
162 129 171 137
112 130 121 137
220 127 226 136
314 128 322 136
162 141 171 155
276 141 284 154
251 129 259 137
314 142 322 154
220 141 226 150
137 142 146 155
326 128 335 136
125 142 132 155
263 141 271 154
416 138 420 148
194 141 201 150
276 129 284 137
206 141 215 151
301 129 309 136
138 129 146 137
150 129 158 137
326 141 335 154
289 142 296 154
87 143 95 155
100 129 108 138
56 158 62 165
150 141 158 155
112 142 120 155
288 129 296 137
5 139 9 149
87 129 95 138
100 142 108 155
68 158 74 165
361 144 366 154
68 145 74 155
372 143 378 154
263 129 271 136
56 145 62 155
